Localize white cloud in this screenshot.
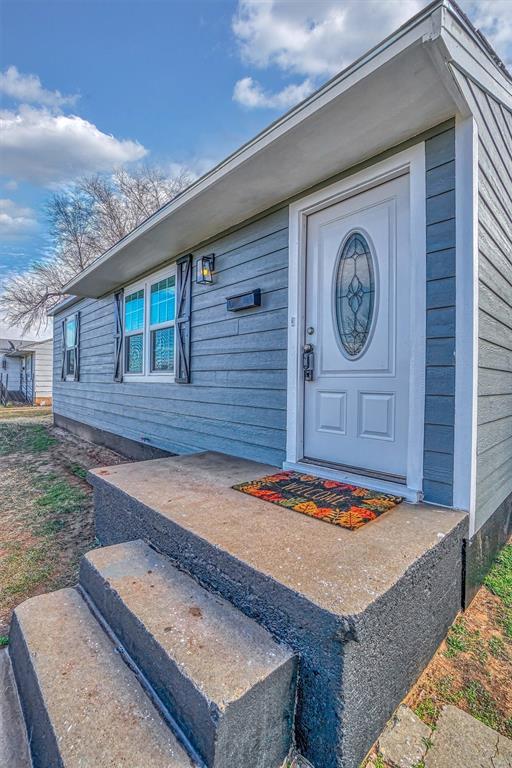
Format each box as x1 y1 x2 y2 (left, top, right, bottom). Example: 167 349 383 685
231 0 512 111
0 198 37 238
0 65 78 108
462 0 512 64
233 0 423 79
0 105 148 185
233 75 314 109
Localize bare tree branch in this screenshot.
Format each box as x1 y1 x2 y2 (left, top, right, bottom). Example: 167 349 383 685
0 166 192 331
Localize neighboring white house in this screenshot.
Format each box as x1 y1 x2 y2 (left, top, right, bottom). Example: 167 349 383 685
0 337 53 406
0 338 23 400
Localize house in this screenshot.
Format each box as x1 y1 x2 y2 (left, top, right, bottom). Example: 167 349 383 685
6 2 511 767
0 338 22 403
0 337 53 406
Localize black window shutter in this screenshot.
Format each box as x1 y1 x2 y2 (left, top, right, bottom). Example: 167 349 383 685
73 311 81 381
61 318 66 380
113 290 124 382
175 254 192 383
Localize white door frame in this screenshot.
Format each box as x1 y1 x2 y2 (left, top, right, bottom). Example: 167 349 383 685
285 144 426 502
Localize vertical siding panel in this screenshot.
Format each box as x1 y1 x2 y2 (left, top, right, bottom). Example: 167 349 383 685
463 79 512 530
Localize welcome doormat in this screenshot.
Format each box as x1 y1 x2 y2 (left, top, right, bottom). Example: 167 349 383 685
233 471 403 531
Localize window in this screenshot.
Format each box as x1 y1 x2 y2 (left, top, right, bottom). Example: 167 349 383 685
150 276 175 372
334 231 376 358
123 268 176 380
62 312 80 381
124 289 144 373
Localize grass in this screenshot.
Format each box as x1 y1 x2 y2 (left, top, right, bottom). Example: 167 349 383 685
0 636 8 647
0 422 57 456
0 416 125 637
0 464 92 631
68 463 88 480
485 544 512 638
460 679 501 731
0 406 51 419
32 473 88 535
444 618 488 662
485 544 512 607
0 473 91 626
414 697 440 723
0 540 56 600
488 635 508 660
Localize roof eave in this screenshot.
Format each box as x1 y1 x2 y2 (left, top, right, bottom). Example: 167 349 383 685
63 0 511 300
63 1 450 299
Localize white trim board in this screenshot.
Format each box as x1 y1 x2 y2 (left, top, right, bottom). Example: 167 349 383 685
453 115 478 531
285 145 427 503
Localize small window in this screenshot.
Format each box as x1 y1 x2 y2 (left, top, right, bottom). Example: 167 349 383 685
124 289 145 374
123 268 176 379
63 313 80 380
150 276 175 373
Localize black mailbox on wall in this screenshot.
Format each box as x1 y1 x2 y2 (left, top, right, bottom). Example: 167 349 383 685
226 288 261 312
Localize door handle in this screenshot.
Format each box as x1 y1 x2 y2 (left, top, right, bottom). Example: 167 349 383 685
303 343 314 381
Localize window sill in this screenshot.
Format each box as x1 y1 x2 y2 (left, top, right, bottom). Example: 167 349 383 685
123 373 176 384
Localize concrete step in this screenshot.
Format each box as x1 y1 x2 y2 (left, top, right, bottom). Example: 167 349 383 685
0 649 32 768
80 540 297 768
9 588 195 768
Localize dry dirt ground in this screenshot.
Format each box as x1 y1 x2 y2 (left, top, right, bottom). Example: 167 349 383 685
0 413 126 640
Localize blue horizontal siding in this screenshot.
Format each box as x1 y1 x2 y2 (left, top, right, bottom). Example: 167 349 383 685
52 123 459 501
53 208 289 466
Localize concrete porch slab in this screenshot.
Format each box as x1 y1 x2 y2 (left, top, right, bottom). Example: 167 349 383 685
90 451 466 619
90 451 468 768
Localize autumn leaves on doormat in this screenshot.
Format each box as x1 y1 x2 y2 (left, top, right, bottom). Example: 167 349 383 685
233 471 403 530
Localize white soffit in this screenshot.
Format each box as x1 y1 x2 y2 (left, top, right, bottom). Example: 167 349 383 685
66 3 460 298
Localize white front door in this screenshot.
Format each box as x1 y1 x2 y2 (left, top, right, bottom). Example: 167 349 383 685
303 174 411 482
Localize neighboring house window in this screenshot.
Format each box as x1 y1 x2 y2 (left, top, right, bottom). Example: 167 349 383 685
61 312 80 381
123 267 176 381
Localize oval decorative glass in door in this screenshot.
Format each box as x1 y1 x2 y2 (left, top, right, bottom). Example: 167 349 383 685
334 231 376 357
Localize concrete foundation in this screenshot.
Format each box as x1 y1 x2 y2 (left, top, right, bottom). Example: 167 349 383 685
54 412 175 460
90 451 468 768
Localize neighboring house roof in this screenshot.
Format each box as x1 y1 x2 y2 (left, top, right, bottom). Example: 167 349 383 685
61 0 512 301
0 338 22 352
0 337 52 357
14 338 53 354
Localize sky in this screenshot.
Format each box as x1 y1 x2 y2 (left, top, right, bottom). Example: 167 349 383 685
1 0 512 338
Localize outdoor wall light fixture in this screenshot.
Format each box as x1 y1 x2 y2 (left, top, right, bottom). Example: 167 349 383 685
196 254 215 284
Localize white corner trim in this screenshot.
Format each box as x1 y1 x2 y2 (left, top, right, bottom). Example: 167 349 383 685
286 144 426 499
406 144 427 494
453 115 478 531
